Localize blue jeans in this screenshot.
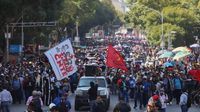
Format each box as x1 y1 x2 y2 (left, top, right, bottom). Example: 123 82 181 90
134 93 143 108
89 100 96 112
122 90 129 103
1 101 11 112
160 108 166 112
181 105 188 112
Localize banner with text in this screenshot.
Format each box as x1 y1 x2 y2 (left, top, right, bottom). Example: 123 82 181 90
45 39 77 80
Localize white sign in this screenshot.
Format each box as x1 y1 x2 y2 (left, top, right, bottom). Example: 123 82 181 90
45 39 77 80
5 33 11 39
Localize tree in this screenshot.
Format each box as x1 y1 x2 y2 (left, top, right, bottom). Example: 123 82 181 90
125 0 200 47
0 0 120 52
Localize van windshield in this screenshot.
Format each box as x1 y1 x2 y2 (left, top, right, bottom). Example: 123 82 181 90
78 78 106 87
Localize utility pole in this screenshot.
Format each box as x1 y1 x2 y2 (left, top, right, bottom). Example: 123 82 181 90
6 24 10 62
21 14 24 58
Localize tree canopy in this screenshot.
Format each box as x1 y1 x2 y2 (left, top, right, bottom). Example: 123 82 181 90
0 0 119 50
125 0 200 47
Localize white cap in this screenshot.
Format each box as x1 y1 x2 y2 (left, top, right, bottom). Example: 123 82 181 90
143 76 147 79
49 103 56 109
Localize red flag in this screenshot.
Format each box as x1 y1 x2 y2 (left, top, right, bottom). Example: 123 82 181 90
106 45 128 71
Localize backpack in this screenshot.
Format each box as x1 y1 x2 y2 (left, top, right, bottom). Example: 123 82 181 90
155 99 162 110
186 93 192 108
129 79 135 88
93 101 106 112
59 102 69 112
31 98 42 112
59 98 71 112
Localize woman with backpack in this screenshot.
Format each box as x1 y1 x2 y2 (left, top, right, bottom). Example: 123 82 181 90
26 90 43 112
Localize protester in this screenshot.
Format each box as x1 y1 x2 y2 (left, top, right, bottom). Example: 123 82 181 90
129 75 136 99
134 78 143 109
26 90 43 112
118 75 130 103
88 81 98 112
12 75 22 104
147 94 162 112
179 89 189 112
173 74 183 104
113 99 131 112
23 74 35 102
49 103 59 112
58 94 71 112
159 89 168 112
0 85 13 112
92 96 106 112
52 93 62 107
142 76 151 107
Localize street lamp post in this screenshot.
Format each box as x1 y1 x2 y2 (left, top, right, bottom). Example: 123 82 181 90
21 14 24 58
6 25 9 62
168 31 176 50
75 16 80 46
5 24 11 62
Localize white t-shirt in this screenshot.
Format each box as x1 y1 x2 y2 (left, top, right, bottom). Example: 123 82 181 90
160 94 168 109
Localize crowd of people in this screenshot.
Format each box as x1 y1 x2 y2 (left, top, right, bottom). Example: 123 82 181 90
0 56 74 112
0 35 199 112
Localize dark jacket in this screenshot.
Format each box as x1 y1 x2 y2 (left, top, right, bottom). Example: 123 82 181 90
93 99 106 112
113 100 131 112
88 83 98 101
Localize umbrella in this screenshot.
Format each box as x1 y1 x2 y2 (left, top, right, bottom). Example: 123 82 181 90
173 51 191 60
158 51 174 59
156 50 169 55
172 47 191 52
163 62 173 67
190 44 200 48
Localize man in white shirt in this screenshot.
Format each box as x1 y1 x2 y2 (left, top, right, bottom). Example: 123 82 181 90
179 89 188 112
0 86 13 112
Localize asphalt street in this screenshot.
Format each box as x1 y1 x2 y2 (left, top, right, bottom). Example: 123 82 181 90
11 94 200 112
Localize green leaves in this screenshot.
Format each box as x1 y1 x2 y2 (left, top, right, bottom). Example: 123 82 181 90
0 0 118 48
125 0 200 47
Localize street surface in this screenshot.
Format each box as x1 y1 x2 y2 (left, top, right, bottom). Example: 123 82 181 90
11 94 200 112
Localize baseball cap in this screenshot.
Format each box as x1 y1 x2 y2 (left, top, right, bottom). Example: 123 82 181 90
152 95 159 101
49 103 56 109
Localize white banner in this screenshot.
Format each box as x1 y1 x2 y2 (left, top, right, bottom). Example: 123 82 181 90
45 39 77 80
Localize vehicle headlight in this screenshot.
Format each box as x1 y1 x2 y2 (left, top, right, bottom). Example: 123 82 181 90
100 90 107 96
75 90 83 96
